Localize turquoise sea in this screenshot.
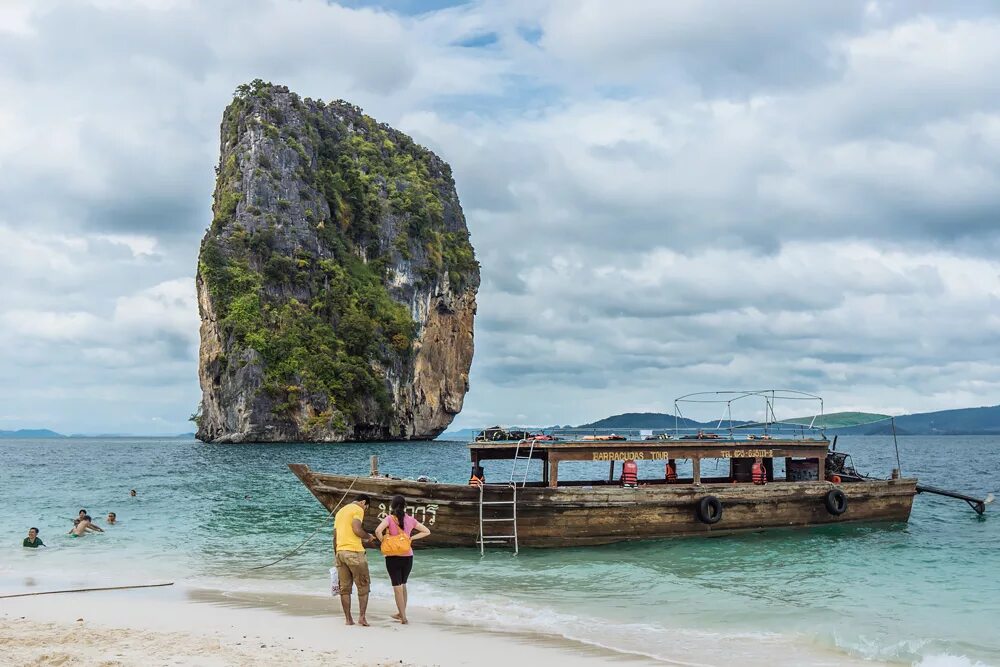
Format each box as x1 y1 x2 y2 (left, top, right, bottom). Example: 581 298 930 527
1 436 997 665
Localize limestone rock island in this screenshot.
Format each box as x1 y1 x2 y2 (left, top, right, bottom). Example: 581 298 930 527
195 81 478 442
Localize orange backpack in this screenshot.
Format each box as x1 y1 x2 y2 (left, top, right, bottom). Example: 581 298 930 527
380 516 412 556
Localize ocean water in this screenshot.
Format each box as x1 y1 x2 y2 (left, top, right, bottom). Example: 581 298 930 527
1 436 997 665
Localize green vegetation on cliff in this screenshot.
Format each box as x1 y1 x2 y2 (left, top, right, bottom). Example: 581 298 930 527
199 80 477 433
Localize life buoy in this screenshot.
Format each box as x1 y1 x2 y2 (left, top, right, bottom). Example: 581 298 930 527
696 496 723 524
824 488 848 515
829 474 842 484
621 459 638 487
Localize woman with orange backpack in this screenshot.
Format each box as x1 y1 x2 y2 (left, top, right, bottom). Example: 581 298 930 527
375 494 431 624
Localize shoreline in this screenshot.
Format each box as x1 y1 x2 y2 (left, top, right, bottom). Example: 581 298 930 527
0 582 666 667
0 577 894 667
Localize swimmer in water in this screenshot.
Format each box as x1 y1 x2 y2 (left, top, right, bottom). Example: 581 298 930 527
107 512 117 525
23 527 45 548
68 515 103 537
130 489 137 497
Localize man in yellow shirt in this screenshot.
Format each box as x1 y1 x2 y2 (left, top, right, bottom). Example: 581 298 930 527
334 494 376 626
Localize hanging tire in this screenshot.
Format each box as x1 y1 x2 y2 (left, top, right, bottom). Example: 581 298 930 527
696 496 723 524
824 488 848 516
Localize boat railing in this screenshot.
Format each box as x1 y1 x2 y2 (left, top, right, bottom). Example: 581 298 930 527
470 424 828 443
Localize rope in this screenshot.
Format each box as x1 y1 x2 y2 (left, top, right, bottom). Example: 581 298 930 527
891 417 902 474
0 582 173 599
247 476 359 571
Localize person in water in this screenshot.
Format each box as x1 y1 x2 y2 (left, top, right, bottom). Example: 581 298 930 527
333 494 377 626
130 489 137 497
374 495 431 624
68 515 103 537
23 527 45 548
106 512 117 525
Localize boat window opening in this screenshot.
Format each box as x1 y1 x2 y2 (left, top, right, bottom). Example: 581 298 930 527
786 458 820 482
696 458 736 484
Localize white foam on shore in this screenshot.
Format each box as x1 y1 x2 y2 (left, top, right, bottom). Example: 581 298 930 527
915 657 993 667
182 572 876 666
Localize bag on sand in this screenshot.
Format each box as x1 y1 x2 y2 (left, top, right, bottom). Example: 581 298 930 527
380 516 412 557
330 567 340 596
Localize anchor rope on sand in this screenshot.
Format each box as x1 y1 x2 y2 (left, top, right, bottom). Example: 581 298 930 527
247 476 359 571
0 582 174 599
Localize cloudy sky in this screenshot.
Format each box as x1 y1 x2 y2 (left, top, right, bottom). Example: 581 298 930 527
1 0 999 434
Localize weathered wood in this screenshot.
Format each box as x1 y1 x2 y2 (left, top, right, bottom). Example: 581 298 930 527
289 464 917 548
370 455 379 477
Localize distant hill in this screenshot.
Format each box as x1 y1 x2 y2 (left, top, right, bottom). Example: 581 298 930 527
0 429 65 439
829 405 1000 435
578 413 708 430
437 427 482 441
580 405 1000 436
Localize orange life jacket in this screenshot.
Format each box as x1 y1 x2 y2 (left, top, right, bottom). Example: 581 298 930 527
621 460 638 487
666 460 677 482
469 475 484 487
752 461 766 485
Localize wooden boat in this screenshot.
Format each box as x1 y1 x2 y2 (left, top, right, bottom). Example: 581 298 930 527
290 390 995 549
289 433 920 550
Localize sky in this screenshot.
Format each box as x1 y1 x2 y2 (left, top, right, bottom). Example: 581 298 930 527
1 0 999 434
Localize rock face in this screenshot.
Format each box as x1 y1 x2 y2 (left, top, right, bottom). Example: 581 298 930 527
195 81 478 443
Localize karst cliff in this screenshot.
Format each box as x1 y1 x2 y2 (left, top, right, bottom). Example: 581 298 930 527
195 81 478 443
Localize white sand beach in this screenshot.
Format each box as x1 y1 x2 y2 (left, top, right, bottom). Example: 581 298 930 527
0 583 659 667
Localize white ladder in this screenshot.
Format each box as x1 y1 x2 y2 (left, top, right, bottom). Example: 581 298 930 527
509 438 536 487
477 484 518 555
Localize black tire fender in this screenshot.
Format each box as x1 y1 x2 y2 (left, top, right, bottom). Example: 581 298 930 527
824 488 848 516
696 495 723 524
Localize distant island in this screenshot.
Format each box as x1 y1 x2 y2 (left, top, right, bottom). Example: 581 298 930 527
580 404 1000 436
440 403 1000 439
0 430 196 439
0 429 65 439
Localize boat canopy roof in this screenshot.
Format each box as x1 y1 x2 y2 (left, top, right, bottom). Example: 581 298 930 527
468 436 830 462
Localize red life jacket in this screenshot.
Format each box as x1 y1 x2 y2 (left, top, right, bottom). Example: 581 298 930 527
665 460 677 482
621 460 638 487
469 474 484 487
752 461 766 485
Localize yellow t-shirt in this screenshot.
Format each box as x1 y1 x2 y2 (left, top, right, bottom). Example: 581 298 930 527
334 503 366 552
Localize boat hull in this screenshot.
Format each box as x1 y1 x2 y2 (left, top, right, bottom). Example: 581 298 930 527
289 464 916 548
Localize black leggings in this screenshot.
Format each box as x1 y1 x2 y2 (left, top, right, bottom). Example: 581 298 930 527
384 556 413 586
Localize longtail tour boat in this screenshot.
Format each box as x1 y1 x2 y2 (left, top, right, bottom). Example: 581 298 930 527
290 390 991 552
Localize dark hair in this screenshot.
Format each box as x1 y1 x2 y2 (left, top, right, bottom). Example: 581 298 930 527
79 509 87 515
108 512 116 517
354 494 371 505
82 515 92 522
390 495 407 532
29 527 38 534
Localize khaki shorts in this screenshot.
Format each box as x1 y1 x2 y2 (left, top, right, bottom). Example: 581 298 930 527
335 550 370 595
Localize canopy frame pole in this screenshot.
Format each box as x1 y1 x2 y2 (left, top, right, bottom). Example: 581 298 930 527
891 417 902 474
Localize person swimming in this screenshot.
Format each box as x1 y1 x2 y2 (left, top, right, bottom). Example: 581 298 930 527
68 515 104 537
23 527 45 548
107 512 117 525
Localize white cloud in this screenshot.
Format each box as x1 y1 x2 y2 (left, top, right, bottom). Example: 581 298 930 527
2 0 1000 432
